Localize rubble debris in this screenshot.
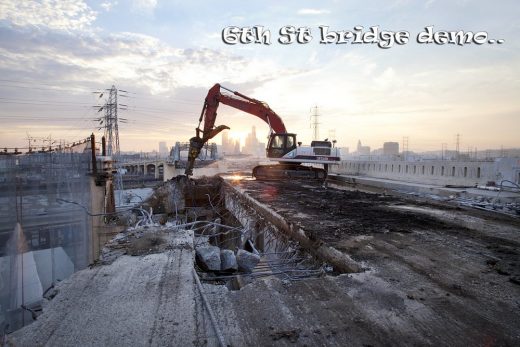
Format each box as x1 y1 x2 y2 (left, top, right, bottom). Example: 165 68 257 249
100 226 190 264
196 246 222 271
509 276 520 285
141 175 189 214
42 285 59 301
209 217 222 246
117 210 137 226
236 249 260 273
100 248 126 265
9 173 520 346
151 213 168 225
270 328 301 343
220 249 238 272
128 233 167 256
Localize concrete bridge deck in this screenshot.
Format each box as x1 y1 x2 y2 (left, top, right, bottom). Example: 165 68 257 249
9 175 520 346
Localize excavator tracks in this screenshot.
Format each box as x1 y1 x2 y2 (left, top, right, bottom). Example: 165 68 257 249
252 164 327 180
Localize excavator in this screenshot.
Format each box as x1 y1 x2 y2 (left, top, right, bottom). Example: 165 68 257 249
185 83 340 180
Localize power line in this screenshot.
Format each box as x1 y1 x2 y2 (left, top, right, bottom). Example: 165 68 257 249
0 117 94 121
0 79 203 104
0 83 88 92
0 97 198 113
0 96 92 105
310 105 320 141
0 78 76 87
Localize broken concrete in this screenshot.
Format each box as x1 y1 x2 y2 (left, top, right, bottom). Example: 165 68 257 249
196 245 221 271
236 249 260 273
223 180 362 273
220 249 238 272
10 175 520 346
8 227 220 346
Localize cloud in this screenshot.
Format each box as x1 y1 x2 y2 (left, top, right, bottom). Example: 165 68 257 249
297 8 330 15
100 1 118 12
0 0 97 31
0 17 305 150
425 0 436 7
132 0 157 14
0 23 295 97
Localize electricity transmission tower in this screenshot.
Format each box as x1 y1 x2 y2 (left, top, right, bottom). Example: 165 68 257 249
94 85 128 203
103 86 120 157
310 106 320 141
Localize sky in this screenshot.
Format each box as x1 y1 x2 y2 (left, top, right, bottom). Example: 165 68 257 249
0 0 519 153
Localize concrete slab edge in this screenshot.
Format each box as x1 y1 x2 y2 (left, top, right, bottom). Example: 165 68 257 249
221 179 362 273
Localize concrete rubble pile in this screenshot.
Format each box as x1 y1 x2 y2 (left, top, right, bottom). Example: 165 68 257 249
195 245 259 274
100 225 195 265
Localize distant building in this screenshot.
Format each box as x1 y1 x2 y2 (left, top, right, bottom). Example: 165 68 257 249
221 131 240 155
356 140 371 156
371 148 384 156
158 141 168 158
339 147 349 159
242 126 264 157
383 142 399 156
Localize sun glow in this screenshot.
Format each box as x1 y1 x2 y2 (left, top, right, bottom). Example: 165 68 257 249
228 130 247 146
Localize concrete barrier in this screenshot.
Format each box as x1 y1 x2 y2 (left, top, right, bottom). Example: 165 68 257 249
331 157 520 187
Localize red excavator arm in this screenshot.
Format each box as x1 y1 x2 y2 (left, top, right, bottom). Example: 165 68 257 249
185 83 286 175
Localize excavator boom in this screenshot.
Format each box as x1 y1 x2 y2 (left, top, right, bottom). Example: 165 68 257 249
185 84 340 179
185 83 286 175
202 84 287 135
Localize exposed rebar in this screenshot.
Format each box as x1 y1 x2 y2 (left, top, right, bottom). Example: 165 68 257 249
192 268 227 347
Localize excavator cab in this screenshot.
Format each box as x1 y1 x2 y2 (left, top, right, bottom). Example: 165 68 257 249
266 133 297 158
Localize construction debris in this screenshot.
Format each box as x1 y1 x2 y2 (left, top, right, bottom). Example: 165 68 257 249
196 245 222 271
236 249 260 273
9 174 520 346
220 249 238 272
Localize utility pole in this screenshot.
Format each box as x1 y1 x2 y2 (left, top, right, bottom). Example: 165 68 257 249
26 133 34 153
43 134 56 152
441 143 447 160
402 136 409 161
310 106 320 141
328 129 336 142
455 133 460 160
25 133 57 153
